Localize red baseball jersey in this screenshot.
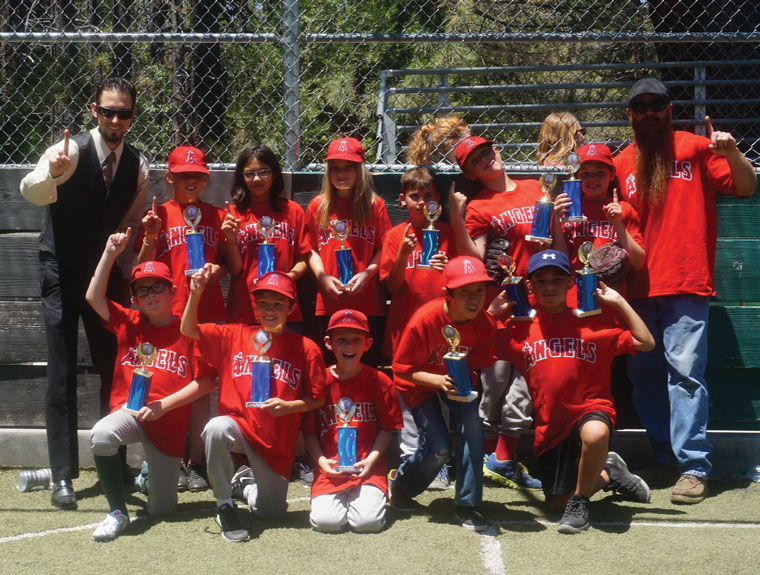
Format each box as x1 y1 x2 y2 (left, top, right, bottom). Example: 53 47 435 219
465 179 544 278
614 131 736 299
305 195 391 317
392 298 497 408
379 220 458 356
302 365 402 498
226 200 311 324
197 324 327 477
105 301 207 457
135 199 227 322
497 309 636 456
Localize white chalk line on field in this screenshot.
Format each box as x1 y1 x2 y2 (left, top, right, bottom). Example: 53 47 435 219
480 526 506 575
0 494 313 544
3 510 760 545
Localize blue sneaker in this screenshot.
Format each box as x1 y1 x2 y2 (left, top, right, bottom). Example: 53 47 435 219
483 453 542 490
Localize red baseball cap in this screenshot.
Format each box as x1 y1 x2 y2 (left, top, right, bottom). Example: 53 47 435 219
577 143 615 172
326 137 365 163
454 136 493 168
251 271 297 301
327 309 370 334
130 261 173 286
168 145 210 174
443 256 493 290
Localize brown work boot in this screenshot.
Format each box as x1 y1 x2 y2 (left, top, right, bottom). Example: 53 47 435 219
671 473 708 504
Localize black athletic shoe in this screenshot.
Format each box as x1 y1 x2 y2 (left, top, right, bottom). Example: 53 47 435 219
231 465 254 503
187 463 209 492
177 463 189 492
216 503 250 543
603 452 651 503
454 506 489 532
557 494 590 534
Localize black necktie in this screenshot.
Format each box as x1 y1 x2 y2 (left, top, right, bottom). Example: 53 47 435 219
102 151 115 190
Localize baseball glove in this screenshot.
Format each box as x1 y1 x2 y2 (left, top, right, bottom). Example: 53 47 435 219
588 242 630 289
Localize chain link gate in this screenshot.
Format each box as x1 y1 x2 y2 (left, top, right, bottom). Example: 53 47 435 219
1 1 759 170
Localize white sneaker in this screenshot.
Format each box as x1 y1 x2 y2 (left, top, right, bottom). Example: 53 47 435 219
92 510 130 542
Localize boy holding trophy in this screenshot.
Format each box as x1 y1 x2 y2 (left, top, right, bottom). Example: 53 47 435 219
390 256 501 531
302 309 402 533
497 250 655 534
181 270 326 542
86 230 215 542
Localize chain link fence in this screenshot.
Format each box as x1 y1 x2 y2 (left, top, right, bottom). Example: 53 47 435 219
2 0 759 170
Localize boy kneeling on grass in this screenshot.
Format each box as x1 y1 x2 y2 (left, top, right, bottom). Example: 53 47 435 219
497 250 655 534
181 269 326 542
390 256 501 532
86 229 216 542
303 309 402 533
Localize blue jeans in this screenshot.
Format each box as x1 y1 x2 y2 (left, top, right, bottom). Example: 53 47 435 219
627 295 712 477
394 393 484 507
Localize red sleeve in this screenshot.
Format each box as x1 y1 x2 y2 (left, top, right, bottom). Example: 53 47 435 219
703 145 735 196
304 196 321 253
464 197 489 239
301 404 318 435
392 311 432 375
374 370 403 430
622 201 644 250
466 313 498 370
302 339 328 400
104 300 139 332
196 323 229 369
379 224 403 282
373 197 392 248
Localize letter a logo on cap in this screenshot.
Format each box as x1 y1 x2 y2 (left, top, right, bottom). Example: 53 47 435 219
144 262 155 272
267 274 279 285
338 139 348 152
462 258 477 274
186 149 197 164
588 145 597 156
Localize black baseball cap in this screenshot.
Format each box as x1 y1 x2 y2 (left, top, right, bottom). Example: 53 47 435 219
627 78 669 106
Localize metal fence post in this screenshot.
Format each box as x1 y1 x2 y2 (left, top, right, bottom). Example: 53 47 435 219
282 0 301 170
695 65 707 136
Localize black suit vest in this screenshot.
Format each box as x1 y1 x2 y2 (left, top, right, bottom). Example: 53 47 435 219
39 132 141 276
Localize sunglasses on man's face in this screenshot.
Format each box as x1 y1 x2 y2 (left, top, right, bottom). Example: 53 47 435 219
629 98 669 115
97 106 134 120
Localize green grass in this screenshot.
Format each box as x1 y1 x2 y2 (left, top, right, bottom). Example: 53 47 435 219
2 469 760 574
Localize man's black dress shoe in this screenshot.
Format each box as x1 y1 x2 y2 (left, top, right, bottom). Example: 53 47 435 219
51 480 77 509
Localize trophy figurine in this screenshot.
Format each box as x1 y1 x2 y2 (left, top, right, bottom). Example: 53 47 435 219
332 220 353 285
498 254 535 321
441 325 478 402
574 241 602 317
123 342 158 414
257 215 276 279
335 397 361 473
526 173 556 243
561 152 587 223
246 329 273 407
417 200 442 269
183 204 205 275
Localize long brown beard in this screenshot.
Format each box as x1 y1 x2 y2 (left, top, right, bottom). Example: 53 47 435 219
632 111 674 208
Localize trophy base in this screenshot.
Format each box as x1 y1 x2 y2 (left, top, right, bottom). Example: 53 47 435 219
185 268 202 277
335 466 361 474
509 310 537 322
246 401 268 408
573 308 602 318
524 234 552 244
416 264 433 270
561 215 588 223
449 391 478 403
121 406 140 416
